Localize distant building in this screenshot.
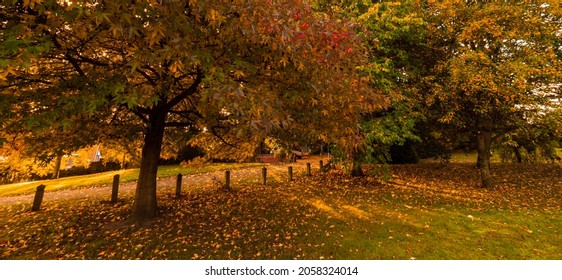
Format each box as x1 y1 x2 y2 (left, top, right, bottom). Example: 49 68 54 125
92 148 102 162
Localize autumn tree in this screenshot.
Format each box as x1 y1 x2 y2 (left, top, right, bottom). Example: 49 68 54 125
315 1 429 174
420 1 562 187
0 135 56 184
498 104 562 163
356 1 430 164
310 0 561 184
1 0 381 222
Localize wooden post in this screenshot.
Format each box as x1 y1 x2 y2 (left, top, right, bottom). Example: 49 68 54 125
31 184 46 211
306 163 311 176
225 170 231 189
319 160 324 172
175 174 183 197
111 174 120 203
288 166 293 181
262 167 267 186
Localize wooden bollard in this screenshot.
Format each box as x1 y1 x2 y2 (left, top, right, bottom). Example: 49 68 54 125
111 174 120 203
319 160 324 171
306 163 311 176
225 170 231 189
31 184 46 211
175 174 183 197
288 166 293 181
262 167 267 186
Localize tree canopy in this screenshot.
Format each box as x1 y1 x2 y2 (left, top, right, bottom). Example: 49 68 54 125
421 1 562 187
2 0 562 225
1 0 382 222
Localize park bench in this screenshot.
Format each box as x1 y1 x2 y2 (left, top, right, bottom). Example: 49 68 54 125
256 154 279 163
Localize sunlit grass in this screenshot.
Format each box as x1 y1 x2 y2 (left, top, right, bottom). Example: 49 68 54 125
422 151 502 164
445 149 562 164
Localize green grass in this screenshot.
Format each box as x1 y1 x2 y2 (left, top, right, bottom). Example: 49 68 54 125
1 162 560 259
0 162 263 197
422 151 502 164
440 149 562 164
328 207 560 259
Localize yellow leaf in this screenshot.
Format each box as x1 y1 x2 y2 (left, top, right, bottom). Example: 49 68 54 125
233 70 245 79
110 26 122 37
280 56 289 67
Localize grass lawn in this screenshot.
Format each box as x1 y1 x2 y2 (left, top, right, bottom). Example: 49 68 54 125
0 161 561 260
422 151 503 164
0 162 263 197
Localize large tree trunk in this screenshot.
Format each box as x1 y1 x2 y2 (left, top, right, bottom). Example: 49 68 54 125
130 111 166 223
350 150 364 177
351 161 364 177
476 131 493 188
513 147 523 163
476 152 482 168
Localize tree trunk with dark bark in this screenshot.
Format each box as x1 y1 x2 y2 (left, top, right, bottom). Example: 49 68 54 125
514 147 523 163
130 110 166 223
349 149 364 177
351 161 364 177
476 152 482 168
476 130 493 188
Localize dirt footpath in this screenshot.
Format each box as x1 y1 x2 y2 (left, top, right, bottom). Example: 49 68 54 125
0 158 323 207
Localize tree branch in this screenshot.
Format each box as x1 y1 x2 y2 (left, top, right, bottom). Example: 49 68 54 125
164 121 195 127
129 107 150 124
169 109 203 119
73 52 110 67
136 69 157 86
210 126 237 148
48 32 87 77
1 78 53 89
165 68 203 111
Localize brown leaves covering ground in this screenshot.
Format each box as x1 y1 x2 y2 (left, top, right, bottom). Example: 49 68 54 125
386 163 562 211
1 160 561 260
